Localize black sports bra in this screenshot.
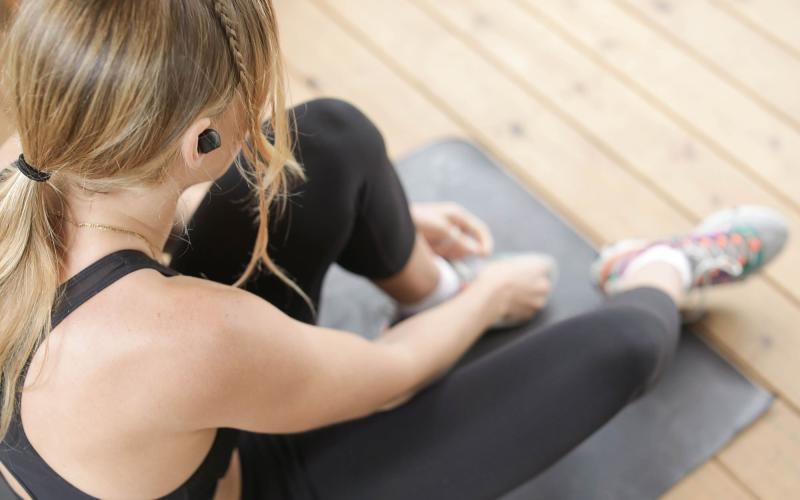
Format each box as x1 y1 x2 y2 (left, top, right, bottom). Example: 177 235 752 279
0 249 239 499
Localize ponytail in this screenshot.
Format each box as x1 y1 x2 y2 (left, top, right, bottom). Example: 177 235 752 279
0 163 65 440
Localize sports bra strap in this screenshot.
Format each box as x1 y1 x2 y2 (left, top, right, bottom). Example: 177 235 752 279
52 249 178 329
0 249 230 500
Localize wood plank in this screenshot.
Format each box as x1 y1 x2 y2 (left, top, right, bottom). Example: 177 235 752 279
618 0 800 129
282 1 792 498
285 69 320 108
312 0 688 245
719 400 800 499
277 0 463 158
520 0 800 219
304 1 800 493
415 0 800 290
410 0 800 412
661 460 755 500
419 0 800 310
714 0 800 59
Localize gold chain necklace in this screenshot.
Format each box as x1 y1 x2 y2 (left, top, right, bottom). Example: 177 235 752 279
64 218 162 262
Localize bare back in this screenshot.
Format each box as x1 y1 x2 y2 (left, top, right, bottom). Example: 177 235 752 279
0 251 242 499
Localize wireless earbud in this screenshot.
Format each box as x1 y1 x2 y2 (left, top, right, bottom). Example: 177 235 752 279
198 129 221 154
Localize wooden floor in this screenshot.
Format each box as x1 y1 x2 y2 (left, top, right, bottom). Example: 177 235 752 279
0 0 797 498
274 0 800 498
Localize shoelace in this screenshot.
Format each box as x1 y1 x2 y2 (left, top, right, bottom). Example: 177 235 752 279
675 227 762 287
666 227 762 323
600 227 762 323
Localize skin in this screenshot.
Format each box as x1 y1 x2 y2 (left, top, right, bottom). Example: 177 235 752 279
0 101 683 498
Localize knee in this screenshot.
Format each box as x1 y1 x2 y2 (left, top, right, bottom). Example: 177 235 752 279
298 98 373 130
290 98 388 172
593 306 678 397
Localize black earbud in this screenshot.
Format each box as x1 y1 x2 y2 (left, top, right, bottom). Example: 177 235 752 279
198 129 221 154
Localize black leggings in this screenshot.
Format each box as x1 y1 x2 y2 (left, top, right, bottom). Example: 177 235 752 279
167 98 681 500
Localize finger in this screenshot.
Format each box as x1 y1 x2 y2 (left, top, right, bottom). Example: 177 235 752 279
448 210 494 256
430 241 462 260
435 227 477 260
507 302 539 321
450 211 490 249
532 277 552 294
450 226 483 258
429 226 468 259
527 295 548 309
512 298 545 318
417 217 454 253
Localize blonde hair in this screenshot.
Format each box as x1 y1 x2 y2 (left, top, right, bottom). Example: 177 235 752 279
0 0 304 441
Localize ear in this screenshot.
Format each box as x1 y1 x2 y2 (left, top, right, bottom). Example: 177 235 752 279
179 117 213 171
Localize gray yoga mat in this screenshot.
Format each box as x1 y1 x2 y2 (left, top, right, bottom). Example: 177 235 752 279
317 139 772 500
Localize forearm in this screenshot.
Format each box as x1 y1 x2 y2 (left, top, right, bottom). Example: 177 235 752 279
377 279 500 401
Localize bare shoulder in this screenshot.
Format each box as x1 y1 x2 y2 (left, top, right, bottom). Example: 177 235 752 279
127 272 295 429
164 272 277 321
128 270 415 434
155 272 241 332
17 272 253 500
53 270 280 432
156 271 294 348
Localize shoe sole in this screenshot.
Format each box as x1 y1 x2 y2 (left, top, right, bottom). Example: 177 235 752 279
692 204 788 234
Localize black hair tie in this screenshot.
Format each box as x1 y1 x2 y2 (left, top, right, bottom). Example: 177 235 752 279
15 154 51 182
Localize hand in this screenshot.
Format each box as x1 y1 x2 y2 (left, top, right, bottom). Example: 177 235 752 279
410 202 494 259
475 255 554 324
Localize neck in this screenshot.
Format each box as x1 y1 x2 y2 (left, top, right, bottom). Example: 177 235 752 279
60 180 184 282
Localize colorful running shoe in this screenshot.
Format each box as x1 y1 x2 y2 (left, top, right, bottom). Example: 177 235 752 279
590 205 789 295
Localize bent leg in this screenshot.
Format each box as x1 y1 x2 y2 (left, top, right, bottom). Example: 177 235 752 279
279 287 681 500
167 98 421 323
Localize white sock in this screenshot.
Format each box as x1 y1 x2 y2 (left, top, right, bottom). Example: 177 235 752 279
396 256 463 318
622 244 692 291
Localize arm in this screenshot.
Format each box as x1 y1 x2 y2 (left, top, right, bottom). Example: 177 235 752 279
171 274 504 434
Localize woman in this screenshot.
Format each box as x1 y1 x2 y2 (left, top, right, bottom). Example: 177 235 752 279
0 1 788 499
